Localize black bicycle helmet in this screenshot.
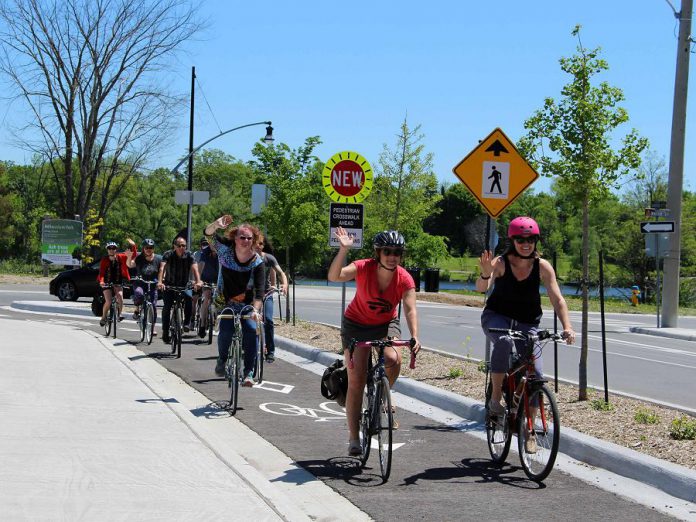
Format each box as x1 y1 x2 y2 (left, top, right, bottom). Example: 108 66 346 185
373 230 405 249
142 238 155 247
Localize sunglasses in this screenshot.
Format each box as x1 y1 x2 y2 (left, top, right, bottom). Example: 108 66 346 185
237 236 253 241
107 246 117 250
144 246 154 250
175 243 186 248
513 236 537 244
381 248 404 257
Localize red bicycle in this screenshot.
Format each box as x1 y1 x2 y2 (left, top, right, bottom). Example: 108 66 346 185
485 328 565 482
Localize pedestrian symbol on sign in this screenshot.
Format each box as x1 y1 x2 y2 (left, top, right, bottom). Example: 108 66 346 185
482 161 509 199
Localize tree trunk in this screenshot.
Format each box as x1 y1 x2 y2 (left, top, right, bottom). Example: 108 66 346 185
579 194 590 400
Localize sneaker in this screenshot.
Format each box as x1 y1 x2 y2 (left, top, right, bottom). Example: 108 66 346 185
242 372 255 387
348 439 361 457
525 431 537 454
198 325 206 338
265 352 275 363
162 334 170 344
152 330 158 337
132 310 140 320
488 400 505 417
214 358 225 377
118 315 124 322
99 318 106 327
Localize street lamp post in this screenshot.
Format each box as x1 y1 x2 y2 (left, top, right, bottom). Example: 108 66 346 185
169 121 274 247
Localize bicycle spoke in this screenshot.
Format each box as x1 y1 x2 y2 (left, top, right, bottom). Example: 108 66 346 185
517 384 560 482
376 376 393 481
485 379 512 464
359 389 371 466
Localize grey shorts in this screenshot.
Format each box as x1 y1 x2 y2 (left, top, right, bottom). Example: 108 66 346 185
481 308 543 377
340 316 401 352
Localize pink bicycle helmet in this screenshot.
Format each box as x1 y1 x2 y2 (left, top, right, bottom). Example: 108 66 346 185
508 216 540 238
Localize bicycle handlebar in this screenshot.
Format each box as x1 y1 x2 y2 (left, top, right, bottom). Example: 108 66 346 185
488 328 567 343
348 338 417 370
216 304 261 330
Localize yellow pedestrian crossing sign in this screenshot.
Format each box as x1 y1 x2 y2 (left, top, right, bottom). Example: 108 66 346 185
452 128 539 218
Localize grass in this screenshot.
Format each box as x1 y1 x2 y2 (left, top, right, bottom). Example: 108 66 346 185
634 408 660 425
590 399 614 412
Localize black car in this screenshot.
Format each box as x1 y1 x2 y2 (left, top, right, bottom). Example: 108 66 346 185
49 259 134 301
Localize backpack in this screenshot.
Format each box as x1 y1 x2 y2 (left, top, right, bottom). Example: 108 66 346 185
91 292 104 317
321 358 348 407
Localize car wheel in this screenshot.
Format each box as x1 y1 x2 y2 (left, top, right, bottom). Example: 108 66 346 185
57 280 78 301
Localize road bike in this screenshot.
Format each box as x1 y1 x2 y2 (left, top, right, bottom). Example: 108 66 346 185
485 327 565 482
165 285 191 359
348 338 416 481
192 282 216 345
131 277 157 345
216 304 263 415
100 283 123 339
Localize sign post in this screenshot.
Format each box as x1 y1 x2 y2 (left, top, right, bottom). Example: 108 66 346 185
641 213 674 327
323 151 373 317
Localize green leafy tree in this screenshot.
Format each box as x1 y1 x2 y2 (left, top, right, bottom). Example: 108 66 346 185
424 183 485 255
518 26 648 400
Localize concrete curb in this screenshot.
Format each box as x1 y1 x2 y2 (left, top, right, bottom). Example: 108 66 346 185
276 335 696 505
629 326 696 342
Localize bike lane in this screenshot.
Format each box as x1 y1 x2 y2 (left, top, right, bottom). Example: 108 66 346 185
140 335 674 522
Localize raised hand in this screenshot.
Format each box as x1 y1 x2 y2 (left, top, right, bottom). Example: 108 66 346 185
216 215 233 229
478 250 495 277
334 226 354 249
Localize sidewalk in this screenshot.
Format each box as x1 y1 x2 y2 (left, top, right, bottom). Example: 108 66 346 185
0 316 369 521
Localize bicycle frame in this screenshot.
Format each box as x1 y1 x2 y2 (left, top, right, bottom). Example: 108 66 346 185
131 277 157 344
166 285 190 358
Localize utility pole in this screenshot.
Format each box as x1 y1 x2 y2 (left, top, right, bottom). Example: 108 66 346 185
186 66 196 248
662 0 692 327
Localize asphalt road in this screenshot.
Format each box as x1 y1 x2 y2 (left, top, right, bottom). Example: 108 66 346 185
287 286 696 413
0 283 684 520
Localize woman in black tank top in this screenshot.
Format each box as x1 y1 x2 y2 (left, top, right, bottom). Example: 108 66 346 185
474 217 575 421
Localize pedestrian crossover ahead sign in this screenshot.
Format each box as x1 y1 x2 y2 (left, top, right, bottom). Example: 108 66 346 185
452 128 539 218
328 203 363 248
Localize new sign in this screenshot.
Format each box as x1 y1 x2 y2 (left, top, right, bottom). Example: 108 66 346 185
452 128 539 217
322 151 373 203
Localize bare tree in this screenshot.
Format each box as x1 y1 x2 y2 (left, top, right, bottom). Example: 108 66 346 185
0 0 202 220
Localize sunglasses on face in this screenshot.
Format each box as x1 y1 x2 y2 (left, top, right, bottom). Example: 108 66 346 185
107 247 117 251
237 236 253 241
175 243 186 248
144 246 154 250
381 248 403 257
513 236 537 244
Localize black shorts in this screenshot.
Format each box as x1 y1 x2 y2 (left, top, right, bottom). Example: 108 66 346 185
340 316 401 352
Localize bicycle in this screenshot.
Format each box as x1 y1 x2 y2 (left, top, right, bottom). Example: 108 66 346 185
131 277 157 345
165 285 191 359
348 338 416 481
258 285 283 375
484 328 565 482
100 283 122 339
193 283 216 345
216 304 263 415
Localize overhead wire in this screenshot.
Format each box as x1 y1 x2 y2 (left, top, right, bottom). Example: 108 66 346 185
195 77 223 134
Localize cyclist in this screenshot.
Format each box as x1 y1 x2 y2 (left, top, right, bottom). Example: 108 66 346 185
328 227 421 456
190 237 209 332
477 216 575 450
255 233 288 362
204 215 264 387
157 237 202 344
127 238 162 336
97 239 137 326
196 238 219 338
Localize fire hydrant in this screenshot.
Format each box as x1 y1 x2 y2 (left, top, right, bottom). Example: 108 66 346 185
631 285 640 307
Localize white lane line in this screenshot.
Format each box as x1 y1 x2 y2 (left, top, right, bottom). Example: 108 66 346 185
565 343 696 370
587 334 696 357
0 289 47 294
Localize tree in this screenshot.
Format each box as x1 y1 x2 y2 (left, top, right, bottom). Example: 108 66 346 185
0 0 202 221
519 26 648 400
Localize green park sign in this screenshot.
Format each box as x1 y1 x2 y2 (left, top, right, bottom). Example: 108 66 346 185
41 219 83 266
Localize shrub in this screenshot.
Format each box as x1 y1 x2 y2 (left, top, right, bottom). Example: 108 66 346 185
634 408 660 424
669 415 696 440
590 399 614 412
448 367 463 378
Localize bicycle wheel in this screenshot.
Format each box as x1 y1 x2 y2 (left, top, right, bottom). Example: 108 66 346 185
174 305 183 358
207 305 215 345
227 337 240 415
169 308 178 355
144 303 154 345
254 327 264 384
376 376 393 481
111 299 118 338
358 387 372 466
517 383 560 482
485 380 512 464
104 305 113 336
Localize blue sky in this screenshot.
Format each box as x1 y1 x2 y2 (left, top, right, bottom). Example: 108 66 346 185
1 0 693 195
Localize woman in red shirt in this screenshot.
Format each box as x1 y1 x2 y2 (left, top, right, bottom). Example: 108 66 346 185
328 227 421 456
97 239 136 325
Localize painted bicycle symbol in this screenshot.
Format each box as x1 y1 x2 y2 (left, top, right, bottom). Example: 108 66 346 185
259 401 346 422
